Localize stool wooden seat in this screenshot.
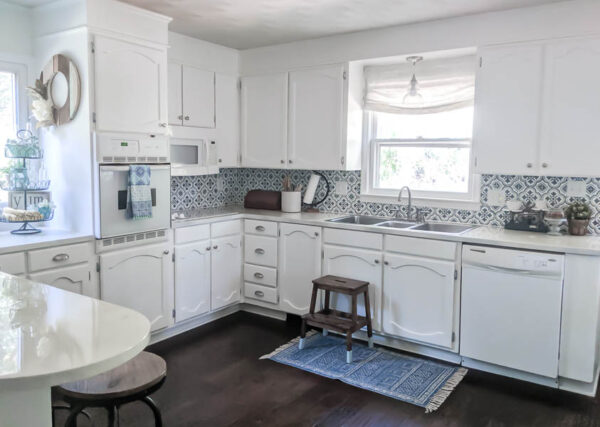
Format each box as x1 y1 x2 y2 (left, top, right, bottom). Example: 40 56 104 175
54 351 166 427
300 275 374 363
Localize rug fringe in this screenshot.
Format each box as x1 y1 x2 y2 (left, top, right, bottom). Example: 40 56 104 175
259 330 318 360
425 367 468 413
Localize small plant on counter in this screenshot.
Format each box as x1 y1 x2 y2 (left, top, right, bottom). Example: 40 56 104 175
564 201 592 236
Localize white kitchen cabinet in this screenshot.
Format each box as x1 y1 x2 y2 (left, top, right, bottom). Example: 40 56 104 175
169 63 215 128
29 265 91 296
93 35 168 134
382 253 456 349
322 245 383 331
540 37 600 176
216 73 240 167
99 242 173 332
211 234 242 310
241 73 288 168
174 240 211 322
168 62 183 126
288 65 346 169
278 223 322 315
0 252 26 275
473 44 544 175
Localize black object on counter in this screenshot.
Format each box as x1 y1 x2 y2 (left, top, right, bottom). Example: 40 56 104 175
244 190 282 210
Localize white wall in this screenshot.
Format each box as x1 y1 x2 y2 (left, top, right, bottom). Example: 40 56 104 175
0 1 32 61
240 0 600 74
34 27 94 234
169 31 239 75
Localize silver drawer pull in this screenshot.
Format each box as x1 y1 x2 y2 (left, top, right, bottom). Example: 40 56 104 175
254 272 264 279
255 225 265 232
206 246 211 251
52 253 70 262
255 248 265 255
254 290 264 297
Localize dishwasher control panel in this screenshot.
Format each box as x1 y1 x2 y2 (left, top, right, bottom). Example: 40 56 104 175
463 245 564 276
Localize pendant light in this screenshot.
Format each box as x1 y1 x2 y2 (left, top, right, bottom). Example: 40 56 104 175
403 56 424 106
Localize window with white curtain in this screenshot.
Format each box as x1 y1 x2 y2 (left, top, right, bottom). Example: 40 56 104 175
362 54 479 207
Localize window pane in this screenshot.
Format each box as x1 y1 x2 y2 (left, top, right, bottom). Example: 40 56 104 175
377 146 470 193
375 107 474 139
0 71 17 158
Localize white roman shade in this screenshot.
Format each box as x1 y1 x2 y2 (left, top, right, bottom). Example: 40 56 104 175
364 55 477 114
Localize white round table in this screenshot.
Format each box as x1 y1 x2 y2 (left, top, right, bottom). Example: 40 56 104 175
0 272 150 427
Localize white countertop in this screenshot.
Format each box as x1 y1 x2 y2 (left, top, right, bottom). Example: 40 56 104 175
0 229 94 254
173 206 600 256
0 272 150 390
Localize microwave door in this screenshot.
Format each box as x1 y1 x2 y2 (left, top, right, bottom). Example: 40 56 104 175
99 165 171 238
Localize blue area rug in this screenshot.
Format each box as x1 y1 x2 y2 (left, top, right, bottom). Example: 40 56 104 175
261 331 467 413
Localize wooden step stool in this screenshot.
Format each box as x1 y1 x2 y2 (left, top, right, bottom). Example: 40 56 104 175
300 275 374 363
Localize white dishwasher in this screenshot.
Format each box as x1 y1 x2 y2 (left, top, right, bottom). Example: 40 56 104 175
461 245 564 378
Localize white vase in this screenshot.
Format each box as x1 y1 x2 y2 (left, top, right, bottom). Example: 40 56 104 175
281 191 301 213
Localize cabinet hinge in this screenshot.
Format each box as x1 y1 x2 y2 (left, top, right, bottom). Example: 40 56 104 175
237 79 242 90
479 57 482 68
238 153 242 164
343 70 347 80
92 112 96 124
454 269 458 280
172 309 176 319
172 252 175 262
474 157 477 167
91 41 95 53
340 156 345 166
89 271 91 280
96 262 100 272
452 332 456 343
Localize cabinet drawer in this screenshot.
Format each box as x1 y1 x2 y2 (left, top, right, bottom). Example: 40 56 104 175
323 228 383 250
174 224 210 244
244 264 277 287
0 252 26 275
244 219 278 237
385 235 457 261
245 282 278 304
28 243 91 272
211 219 242 238
245 235 277 267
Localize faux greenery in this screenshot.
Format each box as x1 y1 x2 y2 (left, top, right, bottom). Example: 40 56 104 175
565 201 592 220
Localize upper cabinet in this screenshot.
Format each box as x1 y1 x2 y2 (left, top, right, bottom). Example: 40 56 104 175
215 73 240 167
93 35 168 135
474 36 600 177
241 73 289 168
169 63 216 128
241 64 362 170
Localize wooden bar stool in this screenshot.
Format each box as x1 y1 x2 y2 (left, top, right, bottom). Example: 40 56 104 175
53 351 166 427
300 275 373 363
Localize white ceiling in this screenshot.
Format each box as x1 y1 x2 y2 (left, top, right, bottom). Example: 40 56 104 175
121 0 564 50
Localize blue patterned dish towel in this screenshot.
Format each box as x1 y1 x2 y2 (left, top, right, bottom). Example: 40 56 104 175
126 165 152 219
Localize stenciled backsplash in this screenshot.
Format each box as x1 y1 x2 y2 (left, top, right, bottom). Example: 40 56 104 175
171 169 600 234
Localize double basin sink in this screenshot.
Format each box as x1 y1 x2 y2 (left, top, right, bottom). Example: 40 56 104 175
326 215 475 235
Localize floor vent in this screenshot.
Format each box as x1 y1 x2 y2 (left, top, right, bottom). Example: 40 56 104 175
137 156 147 162
126 235 135 242
113 236 125 245
157 230 165 237
127 157 136 162
114 156 126 163
147 156 158 162
102 239 112 247
136 233 145 241
145 231 157 239
102 156 113 162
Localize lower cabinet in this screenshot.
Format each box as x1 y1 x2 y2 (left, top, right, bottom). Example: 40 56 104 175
278 223 322 315
211 234 242 310
322 245 383 331
174 240 211 322
29 264 91 295
100 242 174 332
382 253 456 349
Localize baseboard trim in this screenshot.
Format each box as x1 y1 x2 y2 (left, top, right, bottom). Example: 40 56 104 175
241 303 288 321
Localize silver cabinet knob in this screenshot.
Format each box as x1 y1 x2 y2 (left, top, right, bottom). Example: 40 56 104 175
254 290 264 297
177 115 183 120
206 246 211 251
163 250 169 255
255 225 265 232
374 259 380 264
254 272 264 279
314 232 319 236
52 253 70 262
255 248 265 255
213 245 218 250
288 160 293 164
542 162 548 168
218 159 222 163
184 116 190 121
280 160 285 164
384 261 389 265
526 163 533 168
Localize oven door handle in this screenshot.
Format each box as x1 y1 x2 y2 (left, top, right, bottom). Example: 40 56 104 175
100 165 171 172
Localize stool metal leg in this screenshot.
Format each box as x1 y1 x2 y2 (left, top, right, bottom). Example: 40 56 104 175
322 329 328 336
299 318 307 349
141 396 163 427
346 331 353 364
107 405 116 427
65 404 85 427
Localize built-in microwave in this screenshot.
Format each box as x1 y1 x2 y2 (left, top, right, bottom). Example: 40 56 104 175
170 138 219 176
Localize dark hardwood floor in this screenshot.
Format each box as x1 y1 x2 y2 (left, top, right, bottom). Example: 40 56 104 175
54 312 600 426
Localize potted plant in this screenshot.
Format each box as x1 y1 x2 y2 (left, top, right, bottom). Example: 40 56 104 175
564 201 592 236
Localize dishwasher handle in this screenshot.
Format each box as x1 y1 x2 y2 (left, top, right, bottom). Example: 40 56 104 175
463 262 562 279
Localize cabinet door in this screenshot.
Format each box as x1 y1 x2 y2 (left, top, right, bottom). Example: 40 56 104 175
288 65 345 170
241 73 288 168
100 243 173 332
175 241 211 322
168 62 183 126
211 235 242 310
216 73 240 167
94 36 167 134
322 245 383 331
29 264 91 296
473 44 543 175
383 253 456 349
540 37 600 176
183 66 215 128
279 223 322 315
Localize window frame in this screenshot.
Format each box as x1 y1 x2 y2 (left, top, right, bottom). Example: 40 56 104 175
360 111 481 209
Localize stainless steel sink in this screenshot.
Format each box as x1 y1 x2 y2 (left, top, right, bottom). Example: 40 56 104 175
376 220 418 229
326 215 388 225
410 222 475 234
